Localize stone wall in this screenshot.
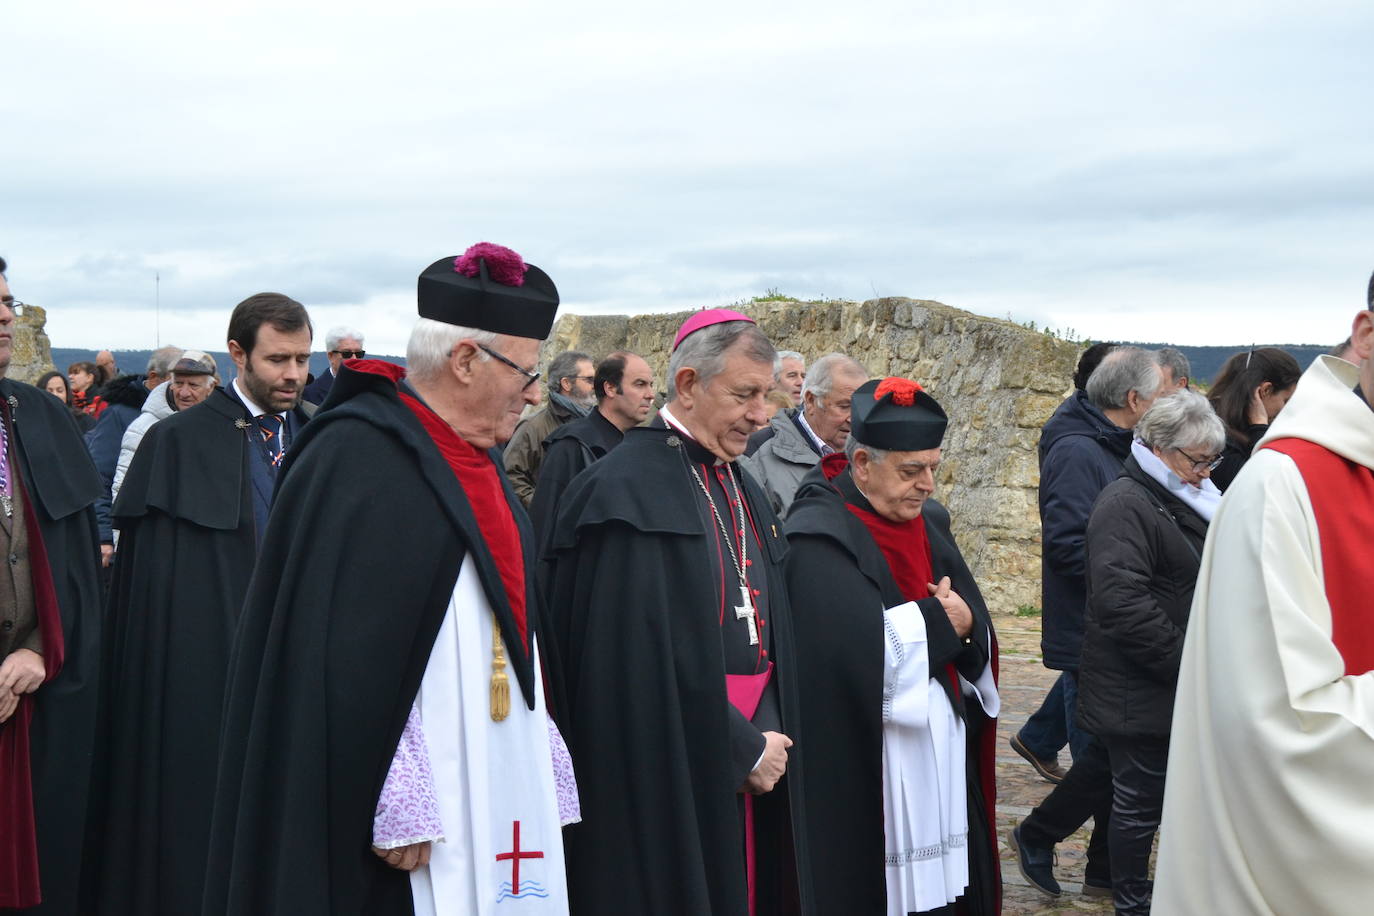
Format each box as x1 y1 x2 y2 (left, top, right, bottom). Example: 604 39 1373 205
11 304 57 385
542 298 1080 614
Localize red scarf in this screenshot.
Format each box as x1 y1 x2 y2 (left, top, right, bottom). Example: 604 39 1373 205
823 454 958 699
356 361 527 642
820 454 936 601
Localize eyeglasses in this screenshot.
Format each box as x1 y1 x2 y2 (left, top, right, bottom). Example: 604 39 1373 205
570 375 595 383
1175 447 1224 473
477 344 541 390
330 349 366 359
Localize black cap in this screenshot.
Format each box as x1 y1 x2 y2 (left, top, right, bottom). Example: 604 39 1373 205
849 377 948 451
417 243 559 340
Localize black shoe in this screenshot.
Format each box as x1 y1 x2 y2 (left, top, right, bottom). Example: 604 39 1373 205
1009 824 1061 897
1010 733 1067 784
1082 878 1113 898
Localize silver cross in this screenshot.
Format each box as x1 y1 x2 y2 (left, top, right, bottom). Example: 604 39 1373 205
734 585 758 645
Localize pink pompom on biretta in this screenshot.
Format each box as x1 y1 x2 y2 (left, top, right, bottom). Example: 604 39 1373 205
454 242 528 287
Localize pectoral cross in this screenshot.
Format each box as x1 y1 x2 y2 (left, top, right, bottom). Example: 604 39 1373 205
734 585 758 645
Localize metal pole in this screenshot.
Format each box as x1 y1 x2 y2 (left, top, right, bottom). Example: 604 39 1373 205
155 272 160 348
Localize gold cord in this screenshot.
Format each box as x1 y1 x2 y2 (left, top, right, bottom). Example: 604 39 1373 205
490 612 510 721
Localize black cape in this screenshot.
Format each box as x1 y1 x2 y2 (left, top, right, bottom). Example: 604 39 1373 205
203 362 542 916
784 463 1001 916
88 388 309 914
543 424 813 916
0 379 103 915
527 406 623 545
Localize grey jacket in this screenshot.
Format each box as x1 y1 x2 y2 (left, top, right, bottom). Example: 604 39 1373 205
740 408 822 517
503 393 586 507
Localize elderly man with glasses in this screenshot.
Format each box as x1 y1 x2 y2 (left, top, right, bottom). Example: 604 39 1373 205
205 243 575 916
303 325 367 406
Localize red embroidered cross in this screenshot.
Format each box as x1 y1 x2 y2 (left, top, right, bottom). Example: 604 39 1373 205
495 820 544 896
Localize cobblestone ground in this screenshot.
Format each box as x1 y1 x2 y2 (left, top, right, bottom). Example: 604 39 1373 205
994 613 1113 916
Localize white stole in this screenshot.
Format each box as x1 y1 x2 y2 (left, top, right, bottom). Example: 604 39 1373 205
409 559 569 915
880 601 999 916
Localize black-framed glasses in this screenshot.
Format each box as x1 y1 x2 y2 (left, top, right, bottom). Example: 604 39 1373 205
478 344 541 390
570 375 595 383
331 349 366 359
1175 447 1224 473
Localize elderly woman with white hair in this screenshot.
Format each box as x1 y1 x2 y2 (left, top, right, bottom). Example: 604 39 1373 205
1074 389 1224 916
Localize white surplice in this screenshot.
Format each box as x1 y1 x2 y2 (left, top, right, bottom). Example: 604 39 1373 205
1155 356 1374 916
881 600 999 916
408 559 569 916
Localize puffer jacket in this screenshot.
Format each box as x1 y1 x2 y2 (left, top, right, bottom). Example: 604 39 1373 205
1038 390 1133 669
111 380 177 507
1076 457 1208 738
740 409 821 517
84 374 149 544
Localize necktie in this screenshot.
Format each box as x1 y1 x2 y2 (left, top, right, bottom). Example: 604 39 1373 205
256 414 286 469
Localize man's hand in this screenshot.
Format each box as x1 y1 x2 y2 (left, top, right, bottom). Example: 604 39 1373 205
0 648 45 695
100 544 115 568
743 731 792 795
0 648 43 724
928 577 973 638
372 841 432 871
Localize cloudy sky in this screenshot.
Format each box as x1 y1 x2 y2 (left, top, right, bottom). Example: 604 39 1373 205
7 0 1372 356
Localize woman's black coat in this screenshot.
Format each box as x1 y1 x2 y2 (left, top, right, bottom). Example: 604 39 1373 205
1076 455 1210 739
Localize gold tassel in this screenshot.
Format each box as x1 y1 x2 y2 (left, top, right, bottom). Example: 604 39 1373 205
490 612 510 722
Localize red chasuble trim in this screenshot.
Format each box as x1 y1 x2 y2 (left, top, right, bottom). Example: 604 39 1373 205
351 360 527 642
1262 438 1374 676
0 438 67 908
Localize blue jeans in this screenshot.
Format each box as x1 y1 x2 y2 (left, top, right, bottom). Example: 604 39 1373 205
1017 670 1092 761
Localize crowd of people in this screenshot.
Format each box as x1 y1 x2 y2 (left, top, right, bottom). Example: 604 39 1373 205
0 245 1372 915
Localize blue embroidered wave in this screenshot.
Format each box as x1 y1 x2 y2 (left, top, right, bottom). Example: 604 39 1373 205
497 881 550 901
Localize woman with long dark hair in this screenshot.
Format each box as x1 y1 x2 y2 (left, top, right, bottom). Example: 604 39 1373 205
1206 347 1301 491
37 369 96 433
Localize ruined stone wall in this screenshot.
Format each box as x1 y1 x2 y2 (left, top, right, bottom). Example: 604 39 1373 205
542 298 1080 614
10 304 57 385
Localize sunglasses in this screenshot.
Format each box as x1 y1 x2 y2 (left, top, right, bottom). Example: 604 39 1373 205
331 349 366 359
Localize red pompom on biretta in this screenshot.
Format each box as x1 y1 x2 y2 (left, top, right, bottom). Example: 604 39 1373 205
850 377 947 450
873 377 923 406
454 242 528 287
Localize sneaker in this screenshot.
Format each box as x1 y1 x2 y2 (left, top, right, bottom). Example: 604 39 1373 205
1010 733 1067 784
1008 824 1061 897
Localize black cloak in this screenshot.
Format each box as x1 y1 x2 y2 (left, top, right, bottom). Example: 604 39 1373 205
784 463 1001 916
0 379 103 915
202 361 542 915
89 387 309 914
542 424 813 916
527 406 623 544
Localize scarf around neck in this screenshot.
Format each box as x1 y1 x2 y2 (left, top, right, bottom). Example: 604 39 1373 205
1132 439 1222 522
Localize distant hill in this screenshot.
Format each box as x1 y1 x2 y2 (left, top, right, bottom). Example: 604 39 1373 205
51 348 405 382
1122 343 1333 384
53 342 1332 389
